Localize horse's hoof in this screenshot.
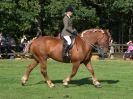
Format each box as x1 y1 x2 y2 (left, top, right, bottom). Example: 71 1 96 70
21 83 25 86
21 79 26 86
95 84 102 88
63 82 69 87
49 84 55 88
21 76 27 86
93 80 102 88
64 85 69 88
63 84 69 88
47 81 55 88
21 82 26 86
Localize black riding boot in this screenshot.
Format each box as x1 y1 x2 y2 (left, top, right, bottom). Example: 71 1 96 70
63 44 70 57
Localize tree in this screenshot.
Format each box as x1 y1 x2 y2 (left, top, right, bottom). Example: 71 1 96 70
83 0 133 43
0 1 16 35
111 0 133 43
43 0 99 35
0 0 132 43
0 0 41 38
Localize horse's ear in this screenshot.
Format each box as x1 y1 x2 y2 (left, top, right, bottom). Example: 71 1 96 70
106 29 111 36
103 29 108 33
106 29 109 33
104 29 112 41
103 29 110 34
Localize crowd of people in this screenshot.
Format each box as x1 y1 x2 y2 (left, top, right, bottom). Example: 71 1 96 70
0 32 16 59
108 40 133 60
0 32 28 59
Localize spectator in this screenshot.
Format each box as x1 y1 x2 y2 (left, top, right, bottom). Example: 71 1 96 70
21 35 27 44
20 35 27 52
109 40 115 59
0 33 16 59
123 40 133 60
0 32 6 46
127 41 133 53
5 35 16 59
0 32 6 58
5 34 16 47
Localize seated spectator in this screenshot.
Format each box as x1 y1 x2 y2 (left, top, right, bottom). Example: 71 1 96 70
0 34 16 59
127 41 133 53
123 40 133 60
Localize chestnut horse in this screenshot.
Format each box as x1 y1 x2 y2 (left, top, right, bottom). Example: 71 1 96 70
21 29 111 88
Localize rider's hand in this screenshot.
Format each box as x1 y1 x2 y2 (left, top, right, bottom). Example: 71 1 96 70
72 31 77 36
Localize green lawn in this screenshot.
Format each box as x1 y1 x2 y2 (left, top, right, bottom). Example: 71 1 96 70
0 59 133 99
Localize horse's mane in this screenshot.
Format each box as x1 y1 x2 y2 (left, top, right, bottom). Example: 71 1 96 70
80 28 111 38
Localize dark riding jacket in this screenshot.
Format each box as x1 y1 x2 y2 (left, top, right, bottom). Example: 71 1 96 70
61 15 76 36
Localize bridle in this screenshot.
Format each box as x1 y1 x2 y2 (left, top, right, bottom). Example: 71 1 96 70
80 31 108 58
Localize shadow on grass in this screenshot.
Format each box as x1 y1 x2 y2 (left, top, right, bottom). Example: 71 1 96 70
28 78 119 86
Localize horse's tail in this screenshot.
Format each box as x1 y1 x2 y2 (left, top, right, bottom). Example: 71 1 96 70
23 37 37 54
23 40 32 54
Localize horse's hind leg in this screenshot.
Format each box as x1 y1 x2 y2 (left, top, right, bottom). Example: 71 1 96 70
39 59 55 88
21 59 38 86
63 62 80 86
84 62 101 88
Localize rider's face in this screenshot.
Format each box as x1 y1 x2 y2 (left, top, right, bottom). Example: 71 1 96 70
67 11 73 17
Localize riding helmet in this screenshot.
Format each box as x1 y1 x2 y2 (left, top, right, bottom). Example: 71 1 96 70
65 5 74 12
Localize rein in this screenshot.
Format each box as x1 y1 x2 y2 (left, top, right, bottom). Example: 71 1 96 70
79 34 98 50
84 37 105 55
79 34 105 57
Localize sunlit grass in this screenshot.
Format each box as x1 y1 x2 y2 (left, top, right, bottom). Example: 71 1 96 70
0 59 133 99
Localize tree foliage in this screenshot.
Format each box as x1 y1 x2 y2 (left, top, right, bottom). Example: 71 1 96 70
0 0 41 37
43 0 99 35
0 0 133 43
15 0 41 33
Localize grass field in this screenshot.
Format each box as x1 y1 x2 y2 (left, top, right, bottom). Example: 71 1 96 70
0 59 133 99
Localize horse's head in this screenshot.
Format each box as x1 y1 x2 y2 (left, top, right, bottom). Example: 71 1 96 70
81 29 112 58
96 29 112 57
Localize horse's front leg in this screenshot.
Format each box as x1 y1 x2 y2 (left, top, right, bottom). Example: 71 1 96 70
63 62 80 87
84 62 101 88
39 59 55 88
21 59 38 85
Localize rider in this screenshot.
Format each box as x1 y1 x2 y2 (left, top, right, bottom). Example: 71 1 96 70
61 5 77 57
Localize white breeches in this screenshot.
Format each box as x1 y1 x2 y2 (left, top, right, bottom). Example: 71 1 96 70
64 36 71 45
